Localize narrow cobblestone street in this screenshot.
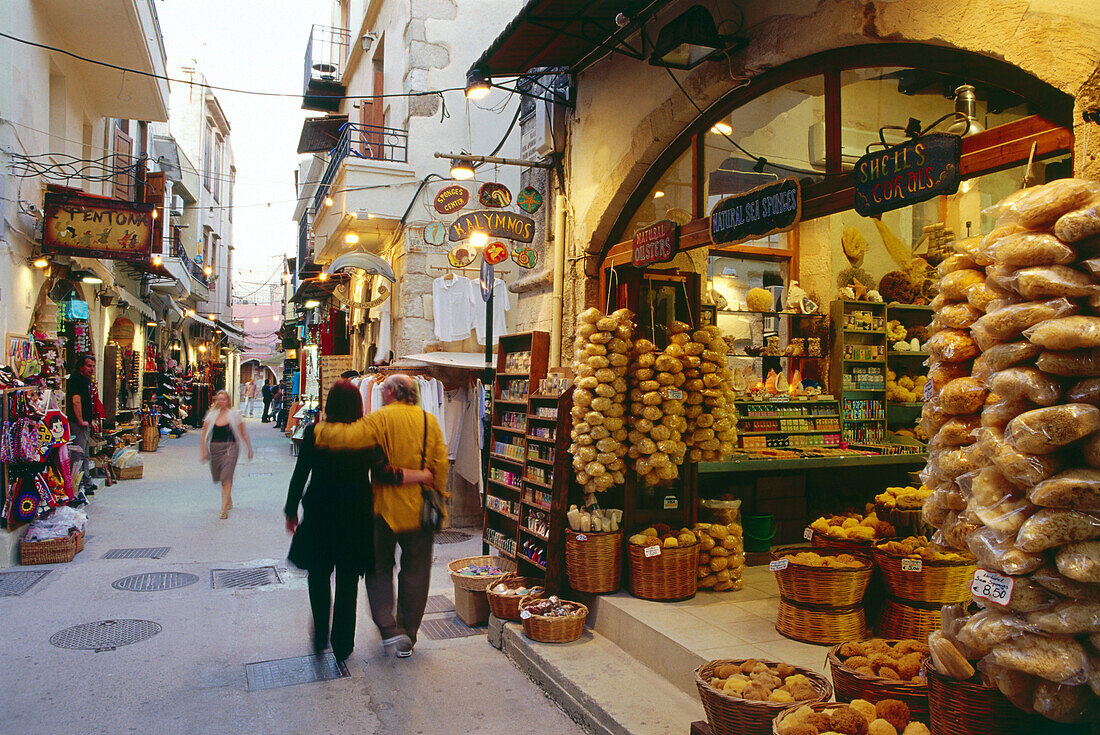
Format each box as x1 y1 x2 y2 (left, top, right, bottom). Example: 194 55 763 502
0 420 586 735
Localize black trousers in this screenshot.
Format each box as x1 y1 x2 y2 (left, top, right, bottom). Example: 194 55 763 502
261 398 272 422
307 560 359 659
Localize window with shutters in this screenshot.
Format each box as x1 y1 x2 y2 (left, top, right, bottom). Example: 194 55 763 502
213 134 223 203
113 124 134 201
203 120 213 192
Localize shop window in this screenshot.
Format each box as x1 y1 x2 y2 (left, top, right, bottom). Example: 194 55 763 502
622 148 692 239
709 255 798 376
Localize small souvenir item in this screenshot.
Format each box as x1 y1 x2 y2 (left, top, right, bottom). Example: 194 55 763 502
448 246 475 268
512 246 538 269
764 335 782 356
807 337 822 357
483 241 508 265
424 221 447 246
479 182 511 208
517 186 543 213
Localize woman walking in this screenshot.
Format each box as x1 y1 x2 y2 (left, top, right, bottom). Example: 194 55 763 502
200 389 254 519
284 380 431 661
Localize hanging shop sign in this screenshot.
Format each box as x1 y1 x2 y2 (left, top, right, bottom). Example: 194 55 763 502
483 241 509 265
479 182 512 208
854 133 961 216
424 221 447 246
516 186 543 213
632 219 679 267
448 210 535 243
709 177 801 246
433 185 469 214
333 282 389 309
512 246 538 269
448 245 477 267
42 192 154 261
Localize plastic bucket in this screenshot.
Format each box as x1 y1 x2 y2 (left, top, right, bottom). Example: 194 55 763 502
743 513 777 552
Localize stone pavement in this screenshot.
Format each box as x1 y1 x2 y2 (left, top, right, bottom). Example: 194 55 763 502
0 419 586 735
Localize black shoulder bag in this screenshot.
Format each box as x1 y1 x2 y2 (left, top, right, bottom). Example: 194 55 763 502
418 411 445 531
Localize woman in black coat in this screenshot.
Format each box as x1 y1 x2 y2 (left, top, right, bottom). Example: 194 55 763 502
284 380 431 662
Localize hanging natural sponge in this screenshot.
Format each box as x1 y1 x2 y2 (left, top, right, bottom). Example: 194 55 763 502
746 288 773 312
879 271 918 304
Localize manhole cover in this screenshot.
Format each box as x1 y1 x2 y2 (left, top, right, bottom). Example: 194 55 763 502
112 572 199 592
102 547 170 560
50 619 161 651
424 594 454 614
0 570 49 596
419 614 482 640
212 566 282 589
434 530 471 544
245 652 348 691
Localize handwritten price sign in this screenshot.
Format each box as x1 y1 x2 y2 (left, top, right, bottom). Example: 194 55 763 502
971 568 1014 603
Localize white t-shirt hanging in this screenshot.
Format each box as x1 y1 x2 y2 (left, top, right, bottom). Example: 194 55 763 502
432 276 475 342
372 277 392 364
471 278 510 345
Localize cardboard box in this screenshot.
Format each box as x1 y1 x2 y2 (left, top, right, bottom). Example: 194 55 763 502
453 582 490 626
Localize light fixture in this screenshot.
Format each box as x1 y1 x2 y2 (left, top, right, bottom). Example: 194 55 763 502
345 232 359 244
450 156 476 180
470 231 489 249
753 157 768 174
252 316 260 323
946 84 985 137
146 320 157 327
204 266 212 275
361 32 376 54
304 299 321 309
318 272 329 282
152 254 163 266
710 121 733 136
186 309 195 316
171 341 181 350
324 196 333 207
649 5 747 70
151 208 158 219
282 273 291 282
653 190 665 199
32 256 49 269
198 343 207 353
465 69 491 100
81 272 103 284
208 313 216 320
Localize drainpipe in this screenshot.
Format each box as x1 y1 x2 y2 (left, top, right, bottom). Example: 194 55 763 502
550 179 567 368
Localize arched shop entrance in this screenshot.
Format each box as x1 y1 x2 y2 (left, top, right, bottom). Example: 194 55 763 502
30 275 95 386
104 316 141 429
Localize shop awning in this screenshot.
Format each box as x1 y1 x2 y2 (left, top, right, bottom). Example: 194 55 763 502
402 352 493 370
112 284 154 319
325 251 395 282
188 312 217 328
297 115 348 154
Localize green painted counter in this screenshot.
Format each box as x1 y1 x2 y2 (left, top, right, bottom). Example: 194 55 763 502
699 452 926 474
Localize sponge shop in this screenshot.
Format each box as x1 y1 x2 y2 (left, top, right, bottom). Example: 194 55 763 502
854 133 962 216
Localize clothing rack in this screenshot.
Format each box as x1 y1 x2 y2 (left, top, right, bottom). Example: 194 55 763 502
429 265 512 276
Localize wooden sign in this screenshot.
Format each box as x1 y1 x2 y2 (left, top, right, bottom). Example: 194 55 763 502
479 182 511 208
512 246 538 269
424 221 447 246
632 220 679 267
433 185 469 214
448 210 535 243
448 245 476 267
483 241 508 265
43 192 154 261
709 177 800 246
319 355 354 410
854 133 961 216
517 186 542 213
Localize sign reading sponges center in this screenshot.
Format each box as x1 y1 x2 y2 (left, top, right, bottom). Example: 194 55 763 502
448 210 535 243
709 177 800 246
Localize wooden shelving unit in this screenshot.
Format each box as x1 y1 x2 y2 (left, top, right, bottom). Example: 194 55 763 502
831 300 887 443
734 399 842 450
885 303 934 432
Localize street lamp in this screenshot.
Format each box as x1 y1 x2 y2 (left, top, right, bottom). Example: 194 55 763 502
465 69 491 100
449 157 476 180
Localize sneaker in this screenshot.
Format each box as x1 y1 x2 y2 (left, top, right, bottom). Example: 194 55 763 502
394 634 413 658
68 494 87 508
83 486 96 496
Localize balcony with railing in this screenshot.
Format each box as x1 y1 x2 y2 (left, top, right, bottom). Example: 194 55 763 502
172 236 214 291
303 25 350 113
313 122 410 212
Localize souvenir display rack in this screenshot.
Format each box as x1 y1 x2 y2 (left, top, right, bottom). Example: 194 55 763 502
830 301 888 443
719 309 830 385
884 303 934 431
734 399 841 450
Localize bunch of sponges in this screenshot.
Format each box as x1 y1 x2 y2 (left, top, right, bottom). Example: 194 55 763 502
809 512 895 542
874 485 932 512
777 699 929 735
627 523 697 549
835 638 929 682
706 659 820 703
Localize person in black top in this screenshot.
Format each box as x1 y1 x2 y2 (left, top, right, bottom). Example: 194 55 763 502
66 354 98 495
261 382 273 422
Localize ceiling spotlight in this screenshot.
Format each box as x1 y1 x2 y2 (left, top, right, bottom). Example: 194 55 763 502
304 299 321 309
252 316 260 323
649 4 748 70
185 309 195 316
345 232 359 244
470 231 489 249
465 69 491 100
198 344 207 353
208 313 216 320
204 266 213 275
654 190 665 199
753 157 768 173
81 273 103 284
151 208 158 219
450 157 475 180
32 257 49 269
324 196 334 207
152 254 163 266
146 320 157 327
710 121 733 136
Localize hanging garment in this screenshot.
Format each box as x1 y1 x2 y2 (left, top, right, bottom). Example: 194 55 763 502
432 276 475 342
443 387 464 461
471 278 510 345
454 384 484 487
372 278 393 364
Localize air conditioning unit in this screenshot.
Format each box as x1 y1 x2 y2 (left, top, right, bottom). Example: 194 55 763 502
170 194 185 217
808 122 908 169
520 74 567 161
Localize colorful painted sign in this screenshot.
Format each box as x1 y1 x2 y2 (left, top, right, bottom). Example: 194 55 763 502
448 210 535 243
424 221 447 246
433 184 469 214
517 186 543 213
632 220 679 268
43 192 154 262
512 246 538 269
483 241 509 265
853 133 961 216
448 245 476 267
709 177 800 246
479 182 512 208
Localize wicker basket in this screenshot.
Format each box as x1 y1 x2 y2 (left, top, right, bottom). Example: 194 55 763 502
776 597 866 645
695 659 832 735
141 426 159 452
811 532 876 556
565 529 622 594
74 528 85 554
518 594 587 643
827 642 929 721
627 542 698 601
877 505 933 537
873 545 976 604
878 597 941 640
113 464 143 480
924 664 1050 735
486 574 545 621
772 547 873 607
447 555 517 592
20 531 76 565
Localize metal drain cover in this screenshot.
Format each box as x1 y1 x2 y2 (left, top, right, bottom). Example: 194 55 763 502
424 594 455 614
0 570 49 596
434 530 471 544
112 572 199 592
50 619 161 651
212 566 282 589
245 652 348 691
102 547 170 560
419 614 482 640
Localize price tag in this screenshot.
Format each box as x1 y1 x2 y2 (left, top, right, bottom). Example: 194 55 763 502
803 527 814 541
923 378 933 401
768 558 789 572
663 495 679 510
644 545 662 558
901 558 923 573
971 568 1015 603
575 534 588 542
666 389 684 400
519 610 532 619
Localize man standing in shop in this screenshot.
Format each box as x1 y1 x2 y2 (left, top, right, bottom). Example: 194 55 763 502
261 380 273 423
67 354 99 497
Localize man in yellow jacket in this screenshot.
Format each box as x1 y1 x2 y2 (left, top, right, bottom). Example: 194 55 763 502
315 373 448 658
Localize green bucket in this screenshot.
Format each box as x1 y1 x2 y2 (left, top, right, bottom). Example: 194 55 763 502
743 513 777 553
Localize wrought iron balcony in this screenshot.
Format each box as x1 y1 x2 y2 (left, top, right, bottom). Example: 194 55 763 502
172 236 213 290
303 25 350 112
313 122 409 212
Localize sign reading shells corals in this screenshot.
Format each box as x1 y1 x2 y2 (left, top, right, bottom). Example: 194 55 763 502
853 133 961 216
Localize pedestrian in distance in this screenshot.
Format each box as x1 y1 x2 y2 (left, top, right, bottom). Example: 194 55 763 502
66 354 100 497
261 381 272 422
200 389 254 519
271 383 283 429
283 379 433 662
242 379 258 417
314 373 448 659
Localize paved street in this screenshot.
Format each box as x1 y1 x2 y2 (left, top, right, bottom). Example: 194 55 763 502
0 419 586 735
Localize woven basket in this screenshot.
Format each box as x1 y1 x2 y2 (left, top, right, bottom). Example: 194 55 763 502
20 532 76 565
878 597 941 640
448 555 517 592
75 528 85 554
772 547 873 607
776 597 866 645
827 641 929 721
518 594 587 643
627 542 698 601
878 506 933 537
141 426 159 452
924 663 1049 735
565 529 622 594
486 574 545 621
873 546 976 604
695 659 832 735
114 464 143 480
811 532 876 556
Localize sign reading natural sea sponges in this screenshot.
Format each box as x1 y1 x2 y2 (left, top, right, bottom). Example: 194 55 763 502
709 177 800 246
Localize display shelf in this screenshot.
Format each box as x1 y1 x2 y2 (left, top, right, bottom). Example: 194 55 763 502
886 303 934 312
494 398 528 406
718 309 826 318
485 537 516 558
739 429 835 436
487 506 519 522
526 434 556 443
526 455 554 466
832 300 888 444
524 476 553 490
492 425 525 435
489 452 524 465
522 497 552 512
488 478 522 493
521 526 549 542
887 351 929 357
518 554 546 571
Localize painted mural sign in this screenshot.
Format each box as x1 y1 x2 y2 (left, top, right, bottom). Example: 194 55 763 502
448 210 535 243
853 133 961 216
43 192 154 261
632 219 679 268
709 177 800 246
433 184 469 214
479 182 511 208
483 242 509 265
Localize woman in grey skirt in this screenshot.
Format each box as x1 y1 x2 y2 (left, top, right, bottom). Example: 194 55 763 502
200 389 254 518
